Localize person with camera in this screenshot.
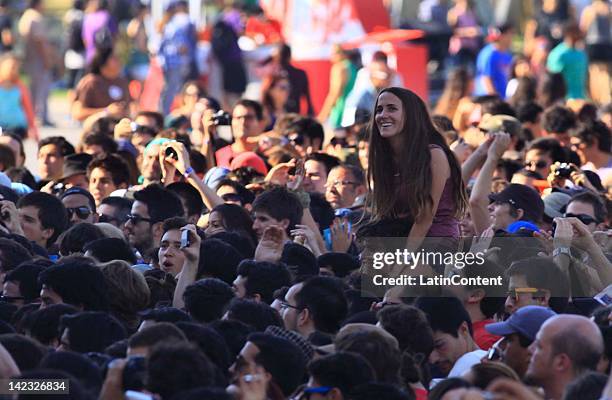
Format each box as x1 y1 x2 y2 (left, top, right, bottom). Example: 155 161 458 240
571 121 612 183
548 195 612 297
547 161 602 195
213 99 266 169
159 140 224 213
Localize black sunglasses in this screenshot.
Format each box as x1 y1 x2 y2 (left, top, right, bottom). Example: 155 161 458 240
98 213 120 224
132 125 157 136
66 206 92 220
221 193 242 203
564 213 598 225
0 295 25 303
126 214 151 224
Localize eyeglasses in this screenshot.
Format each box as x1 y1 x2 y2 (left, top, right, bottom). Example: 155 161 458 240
506 287 545 302
126 214 151 224
524 160 548 170
564 213 598 225
0 295 25 303
299 386 333 400
325 180 360 189
66 206 92 220
280 301 303 311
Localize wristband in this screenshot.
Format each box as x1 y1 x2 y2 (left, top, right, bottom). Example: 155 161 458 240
553 246 572 259
183 167 194 178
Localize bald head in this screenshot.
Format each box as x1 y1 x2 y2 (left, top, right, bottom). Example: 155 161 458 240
544 314 603 373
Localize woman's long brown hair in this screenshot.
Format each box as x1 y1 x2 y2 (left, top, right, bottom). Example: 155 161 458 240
366 87 467 222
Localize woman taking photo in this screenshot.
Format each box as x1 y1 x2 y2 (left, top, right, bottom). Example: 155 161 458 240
362 87 467 252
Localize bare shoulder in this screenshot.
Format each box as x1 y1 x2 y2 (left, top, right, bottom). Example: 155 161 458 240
429 146 447 160
430 147 450 176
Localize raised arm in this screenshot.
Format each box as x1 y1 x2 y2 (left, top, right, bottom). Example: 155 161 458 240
469 132 510 234
172 224 201 309
162 141 224 210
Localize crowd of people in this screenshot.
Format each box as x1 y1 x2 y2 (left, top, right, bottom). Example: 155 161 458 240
0 0 608 399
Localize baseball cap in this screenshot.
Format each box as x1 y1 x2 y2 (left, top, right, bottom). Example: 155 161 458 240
489 183 545 223
543 191 571 219
61 187 96 211
506 220 540 234
478 114 521 137
230 152 268 176
265 326 314 361
61 153 93 180
485 305 556 341
203 167 230 190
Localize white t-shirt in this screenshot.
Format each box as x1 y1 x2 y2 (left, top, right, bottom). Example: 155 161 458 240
429 349 487 389
448 349 487 377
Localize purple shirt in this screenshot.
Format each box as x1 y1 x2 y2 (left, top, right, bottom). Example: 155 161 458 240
82 10 116 63
427 145 460 239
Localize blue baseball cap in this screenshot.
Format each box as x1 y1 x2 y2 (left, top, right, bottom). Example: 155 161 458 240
507 220 540 234
485 305 556 341
204 167 230 190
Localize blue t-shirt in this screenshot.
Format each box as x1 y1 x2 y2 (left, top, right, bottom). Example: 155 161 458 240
0 86 27 129
474 44 513 98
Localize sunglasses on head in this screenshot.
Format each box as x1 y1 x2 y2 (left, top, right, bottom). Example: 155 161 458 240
506 287 545 301
66 206 92 220
564 213 598 225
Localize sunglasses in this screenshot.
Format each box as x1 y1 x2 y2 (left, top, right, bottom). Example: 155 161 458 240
506 287 545 302
564 213 598 225
221 193 242 203
98 213 120 224
66 206 92 220
126 214 151 224
132 125 157 136
0 295 25 303
524 160 548 169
